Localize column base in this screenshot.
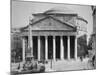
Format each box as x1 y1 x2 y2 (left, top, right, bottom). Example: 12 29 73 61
61 58 64 60
67 58 70 61
45 59 48 61
75 57 78 60
53 59 56 61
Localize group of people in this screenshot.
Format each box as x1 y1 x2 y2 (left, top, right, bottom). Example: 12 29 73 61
17 56 45 73
23 57 37 71
17 57 37 71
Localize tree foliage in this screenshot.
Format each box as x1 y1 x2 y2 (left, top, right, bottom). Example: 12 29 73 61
77 35 88 57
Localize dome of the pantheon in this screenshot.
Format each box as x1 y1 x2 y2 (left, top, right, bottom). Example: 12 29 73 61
43 7 77 14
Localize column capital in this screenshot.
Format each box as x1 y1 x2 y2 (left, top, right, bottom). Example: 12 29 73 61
45 36 48 38
53 36 56 39
60 35 63 37
59 35 63 37
38 36 40 39
67 36 70 38
75 35 77 38
21 36 25 39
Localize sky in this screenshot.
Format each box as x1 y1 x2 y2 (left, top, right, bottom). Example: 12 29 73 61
11 1 93 36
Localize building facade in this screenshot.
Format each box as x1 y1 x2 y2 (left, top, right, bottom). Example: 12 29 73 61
20 7 87 62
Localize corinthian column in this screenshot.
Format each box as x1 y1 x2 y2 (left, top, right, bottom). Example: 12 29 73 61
53 36 56 61
75 36 77 59
45 36 48 60
60 36 64 60
38 36 40 61
22 37 25 62
67 36 70 60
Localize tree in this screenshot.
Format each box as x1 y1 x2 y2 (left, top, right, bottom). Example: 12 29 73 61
77 34 88 57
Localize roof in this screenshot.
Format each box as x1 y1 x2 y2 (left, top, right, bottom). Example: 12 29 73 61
33 7 77 15
20 15 76 31
44 7 77 15
20 7 87 31
77 16 88 24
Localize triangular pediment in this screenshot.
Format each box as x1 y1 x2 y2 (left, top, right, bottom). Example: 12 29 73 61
24 16 76 31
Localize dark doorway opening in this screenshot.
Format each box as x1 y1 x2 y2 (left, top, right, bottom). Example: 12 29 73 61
70 36 75 58
56 36 60 59
40 36 45 60
63 36 67 59
33 36 38 59
48 36 53 59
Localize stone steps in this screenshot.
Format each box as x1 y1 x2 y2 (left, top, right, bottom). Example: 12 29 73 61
45 58 91 72
11 58 93 72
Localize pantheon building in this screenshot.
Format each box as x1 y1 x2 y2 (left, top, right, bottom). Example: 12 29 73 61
20 7 88 62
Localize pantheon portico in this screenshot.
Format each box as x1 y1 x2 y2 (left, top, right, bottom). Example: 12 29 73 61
20 7 80 61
